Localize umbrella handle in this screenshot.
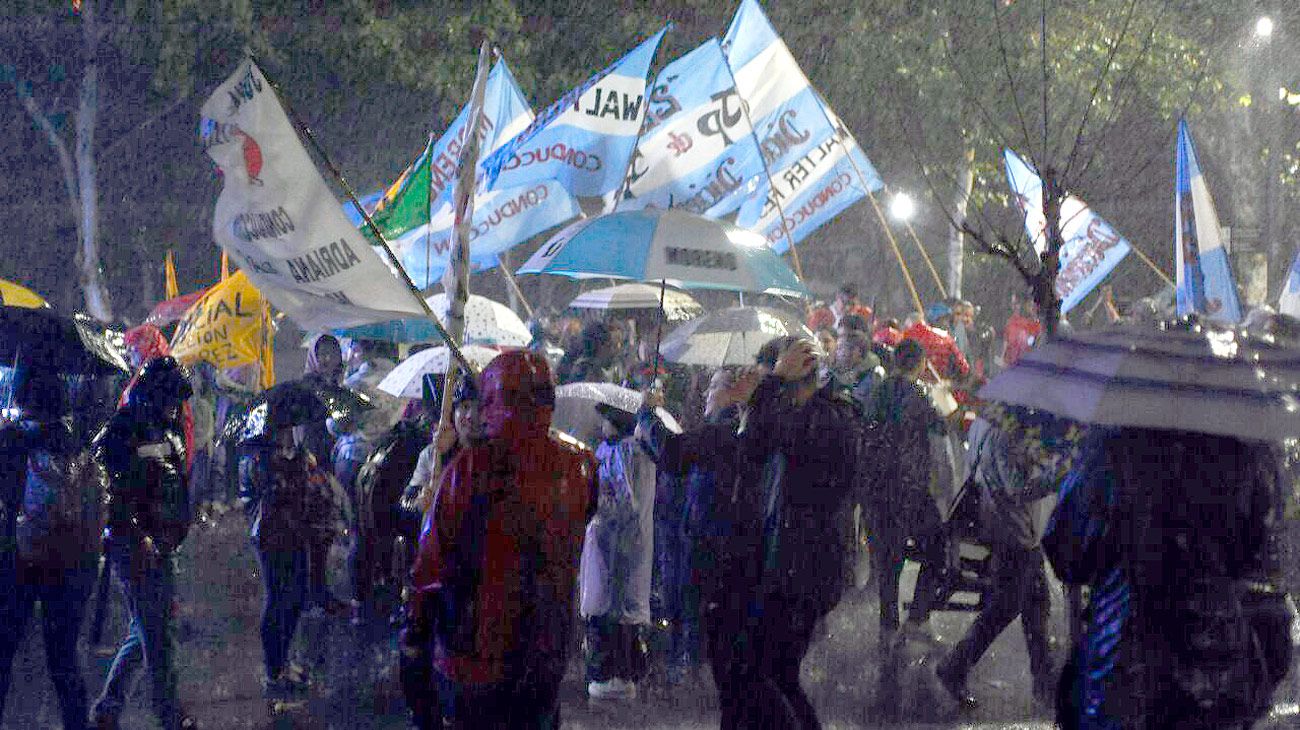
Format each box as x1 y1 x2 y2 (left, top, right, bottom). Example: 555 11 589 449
651 279 667 387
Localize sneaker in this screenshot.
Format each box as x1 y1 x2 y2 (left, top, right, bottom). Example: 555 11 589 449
587 678 636 701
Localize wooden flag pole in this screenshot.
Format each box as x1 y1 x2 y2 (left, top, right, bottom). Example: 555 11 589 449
496 251 536 321
439 41 493 429
866 191 926 317
252 55 477 376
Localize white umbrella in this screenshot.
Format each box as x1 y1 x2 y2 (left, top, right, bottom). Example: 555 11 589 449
333 293 531 347
378 345 504 398
568 283 703 321
553 382 682 445
660 306 814 368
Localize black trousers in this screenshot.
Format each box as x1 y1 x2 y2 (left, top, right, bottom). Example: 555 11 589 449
872 529 946 636
705 590 825 730
943 543 1051 682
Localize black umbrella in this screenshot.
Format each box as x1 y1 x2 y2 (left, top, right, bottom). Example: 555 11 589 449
231 381 373 444
0 307 129 375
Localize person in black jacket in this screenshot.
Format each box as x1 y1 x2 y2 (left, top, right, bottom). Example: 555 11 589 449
0 367 98 730
647 336 864 729
90 356 195 730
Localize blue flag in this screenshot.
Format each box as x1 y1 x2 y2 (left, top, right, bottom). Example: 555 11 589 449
722 0 882 251
616 39 763 217
1176 119 1241 323
352 59 581 287
1004 149 1132 313
481 28 668 198
1279 250 1300 318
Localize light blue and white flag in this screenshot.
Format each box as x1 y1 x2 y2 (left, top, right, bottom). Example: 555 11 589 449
722 0 882 251
615 39 762 217
360 59 581 287
1176 119 1241 323
481 28 668 198
391 181 581 287
1004 149 1132 314
1279 250 1300 318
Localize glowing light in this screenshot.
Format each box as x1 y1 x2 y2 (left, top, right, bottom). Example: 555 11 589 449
890 192 916 222
1256 16 1275 39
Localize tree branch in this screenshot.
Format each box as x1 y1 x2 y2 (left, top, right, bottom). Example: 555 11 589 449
16 88 80 228
101 90 192 157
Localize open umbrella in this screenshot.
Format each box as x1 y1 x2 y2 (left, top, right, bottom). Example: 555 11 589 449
978 320 1300 441
0 308 129 375
378 344 503 399
0 279 50 309
145 289 207 327
568 283 703 321
518 209 809 298
660 306 814 368
333 293 531 347
230 381 372 444
553 381 681 446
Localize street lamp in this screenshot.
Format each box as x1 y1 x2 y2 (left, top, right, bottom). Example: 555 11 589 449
1256 16 1275 39
890 192 916 222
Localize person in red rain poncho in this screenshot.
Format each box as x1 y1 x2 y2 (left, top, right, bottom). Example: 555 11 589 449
400 351 596 730
121 325 194 466
903 316 970 382
1001 296 1043 368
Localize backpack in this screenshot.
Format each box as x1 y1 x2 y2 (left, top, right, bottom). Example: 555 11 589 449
17 447 104 572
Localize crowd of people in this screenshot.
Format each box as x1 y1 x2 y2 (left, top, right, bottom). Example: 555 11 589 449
0 280 1294 730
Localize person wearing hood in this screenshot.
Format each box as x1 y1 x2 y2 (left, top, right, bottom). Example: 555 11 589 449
91 357 196 730
401 351 596 729
578 402 656 701
0 368 99 730
121 324 195 467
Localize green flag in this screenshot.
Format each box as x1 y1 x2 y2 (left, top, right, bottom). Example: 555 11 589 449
364 144 433 244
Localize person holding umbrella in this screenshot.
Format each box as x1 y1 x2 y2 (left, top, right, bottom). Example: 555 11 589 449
237 383 336 698
0 367 100 730
90 357 196 730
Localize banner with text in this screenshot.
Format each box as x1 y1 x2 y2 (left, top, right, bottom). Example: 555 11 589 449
723 0 882 250
1004 149 1132 314
481 27 668 198
171 271 274 388
201 59 427 331
616 39 762 217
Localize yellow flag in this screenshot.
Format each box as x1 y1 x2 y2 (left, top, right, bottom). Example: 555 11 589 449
164 250 179 300
221 250 231 281
171 271 272 385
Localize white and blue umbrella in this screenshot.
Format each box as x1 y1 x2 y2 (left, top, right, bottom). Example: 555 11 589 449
517 209 809 298
334 293 531 347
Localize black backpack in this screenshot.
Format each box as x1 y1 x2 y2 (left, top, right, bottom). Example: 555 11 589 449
17 442 104 572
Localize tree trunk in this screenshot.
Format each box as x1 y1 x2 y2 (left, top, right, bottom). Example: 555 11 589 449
76 0 112 322
1037 166 1065 341
947 142 975 298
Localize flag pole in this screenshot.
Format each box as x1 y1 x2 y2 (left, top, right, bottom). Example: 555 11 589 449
251 55 477 375
439 41 493 429
718 53 810 307
804 89 926 316
496 251 536 321
884 183 947 298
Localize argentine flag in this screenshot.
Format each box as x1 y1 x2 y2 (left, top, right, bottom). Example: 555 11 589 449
1176 119 1241 324
481 28 668 198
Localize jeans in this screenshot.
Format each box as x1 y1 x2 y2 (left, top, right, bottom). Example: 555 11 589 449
0 556 94 730
257 546 308 678
93 543 183 730
942 543 1051 684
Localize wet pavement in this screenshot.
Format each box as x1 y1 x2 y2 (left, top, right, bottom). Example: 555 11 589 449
3 506 1298 729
